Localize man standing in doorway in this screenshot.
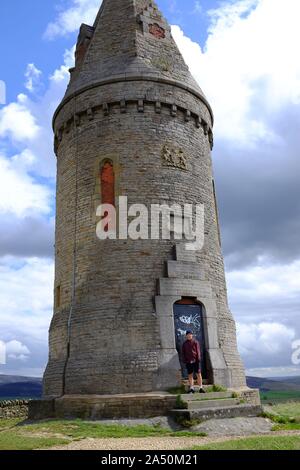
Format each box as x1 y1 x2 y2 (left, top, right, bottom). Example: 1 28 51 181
182 330 206 394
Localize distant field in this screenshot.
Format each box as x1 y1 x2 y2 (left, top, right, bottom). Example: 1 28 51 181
260 391 300 404
247 376 300 392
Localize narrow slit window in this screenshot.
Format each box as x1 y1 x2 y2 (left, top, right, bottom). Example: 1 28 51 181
100 161 115 206
56 285 61 309
100 161 115 233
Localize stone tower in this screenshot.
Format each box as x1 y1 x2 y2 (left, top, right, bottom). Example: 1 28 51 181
44 0 246 400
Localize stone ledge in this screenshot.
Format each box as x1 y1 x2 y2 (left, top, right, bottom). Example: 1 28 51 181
28 393 178 420
171 404 263 422
53 75 214 128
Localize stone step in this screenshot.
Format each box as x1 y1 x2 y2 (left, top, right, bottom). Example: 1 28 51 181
171 404 262 422
185 398 240 410
183 384 220 393
182 380 210 387
181 391 233 401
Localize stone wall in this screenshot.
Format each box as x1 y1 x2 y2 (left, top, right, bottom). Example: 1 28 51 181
236 388 261 406
0 400 29 419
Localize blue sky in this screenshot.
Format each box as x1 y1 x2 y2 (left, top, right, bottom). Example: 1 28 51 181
1 0 212 103
0 0 300 378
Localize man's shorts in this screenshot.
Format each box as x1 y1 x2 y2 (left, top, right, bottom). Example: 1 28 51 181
186 361 201 375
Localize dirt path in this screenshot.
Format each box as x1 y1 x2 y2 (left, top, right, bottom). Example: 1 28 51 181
48 431 300 451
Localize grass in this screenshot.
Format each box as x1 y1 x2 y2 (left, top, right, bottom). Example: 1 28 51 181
175 395 188 409
190 435 300 450
262 401 300 430
0 418 207 450
176 418 204 429
272 422 300 431
0 418 21 429
168 385 186 395
260 390 300 404
268 401 300 421
168 384 227 395
205 385 227 393
259 401 300 431
1 401 299 450
0 432 67 451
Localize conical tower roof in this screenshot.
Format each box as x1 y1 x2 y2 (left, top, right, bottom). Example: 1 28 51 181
64 0 208 105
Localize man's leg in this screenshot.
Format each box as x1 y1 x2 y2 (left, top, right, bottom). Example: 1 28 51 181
196 363 205 393
188 373 194 391
196 372 203 387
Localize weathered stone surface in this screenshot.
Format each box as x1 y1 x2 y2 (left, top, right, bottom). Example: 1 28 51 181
191 417 273 437
95 416 181 431
167 260 204 280
0 400 29 419
172 405 263 422
171 386 262 423
28 399 55 420
43 0 248 403
54 394 177 420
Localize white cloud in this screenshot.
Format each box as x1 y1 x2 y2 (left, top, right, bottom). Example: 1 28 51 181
0 80 6 105
27 47 75 177
0 47 75 374
0 150 52 217
172 0 300 145
0 94 40 142
237 322 295 358
50 46 75 83
0 257 53 374
0 257 54 344
227 260 300 302
0 45 74 180
229 259 300 368
25 64 42 92
0 340 5 364
6 340 31 362
45 0 102 39
246 366 300 378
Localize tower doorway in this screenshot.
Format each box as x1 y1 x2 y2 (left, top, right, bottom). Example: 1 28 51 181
173 298 207 379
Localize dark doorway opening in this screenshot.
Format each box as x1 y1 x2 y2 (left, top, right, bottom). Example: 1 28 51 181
173 298 207 379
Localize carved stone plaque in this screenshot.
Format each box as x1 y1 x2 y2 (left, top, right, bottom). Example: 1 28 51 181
162 144 188 170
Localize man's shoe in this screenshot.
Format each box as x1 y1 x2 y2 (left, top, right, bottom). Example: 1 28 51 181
188 388 195 394
199 388 206 393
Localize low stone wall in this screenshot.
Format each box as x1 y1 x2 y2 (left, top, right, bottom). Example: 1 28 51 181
234 388 261 406
0 400 29 419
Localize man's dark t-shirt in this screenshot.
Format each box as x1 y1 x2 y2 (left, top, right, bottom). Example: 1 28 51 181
182 339 201 364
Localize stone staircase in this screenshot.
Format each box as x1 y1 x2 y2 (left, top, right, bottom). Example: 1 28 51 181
171 387 262 422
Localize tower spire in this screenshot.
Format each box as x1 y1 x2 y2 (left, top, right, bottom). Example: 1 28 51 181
65 0 208 110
